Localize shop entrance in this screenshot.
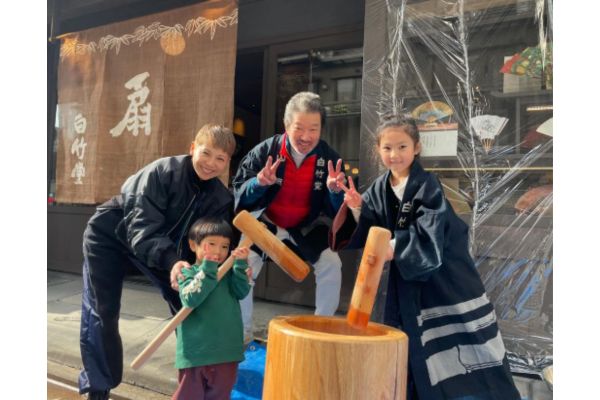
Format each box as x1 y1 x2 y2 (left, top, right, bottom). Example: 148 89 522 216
251 35 364 312
232 50 265 177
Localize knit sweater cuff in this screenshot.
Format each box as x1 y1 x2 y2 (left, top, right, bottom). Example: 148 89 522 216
233 259 249 269
200 259 220 272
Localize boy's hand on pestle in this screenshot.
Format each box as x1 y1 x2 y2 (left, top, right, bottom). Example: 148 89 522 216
231 246 249 260
231 246 253 283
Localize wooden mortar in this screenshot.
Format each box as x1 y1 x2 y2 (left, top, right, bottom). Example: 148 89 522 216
263 315 408 400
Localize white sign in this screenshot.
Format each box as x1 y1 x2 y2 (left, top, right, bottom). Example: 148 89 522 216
420 129 458 157
71 113 88 184
110 72 152 137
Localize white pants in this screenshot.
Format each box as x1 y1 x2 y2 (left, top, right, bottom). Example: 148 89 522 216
240 225 342 338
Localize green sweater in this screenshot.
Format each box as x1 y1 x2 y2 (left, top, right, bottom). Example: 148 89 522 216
175 259 251 369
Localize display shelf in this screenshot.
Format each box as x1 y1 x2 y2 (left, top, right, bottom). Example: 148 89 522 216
487 90 552 153
425 152 553 229
421 153 552 170
490 89 552 99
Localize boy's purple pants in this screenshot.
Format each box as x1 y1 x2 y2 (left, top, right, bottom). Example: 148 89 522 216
172 362 238 400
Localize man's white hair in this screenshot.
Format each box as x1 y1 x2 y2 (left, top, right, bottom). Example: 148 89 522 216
284 91 326 128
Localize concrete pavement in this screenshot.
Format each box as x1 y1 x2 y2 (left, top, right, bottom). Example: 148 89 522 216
47 270 314 398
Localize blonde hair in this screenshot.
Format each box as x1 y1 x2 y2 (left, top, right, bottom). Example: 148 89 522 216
194 124 236 156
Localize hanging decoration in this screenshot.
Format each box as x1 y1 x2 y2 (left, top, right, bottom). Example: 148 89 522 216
55 0 239 204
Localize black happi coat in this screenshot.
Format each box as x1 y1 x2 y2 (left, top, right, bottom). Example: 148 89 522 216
232 134 343 263
331 161 520 400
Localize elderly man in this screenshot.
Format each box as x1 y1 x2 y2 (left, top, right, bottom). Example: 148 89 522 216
232 91 347 341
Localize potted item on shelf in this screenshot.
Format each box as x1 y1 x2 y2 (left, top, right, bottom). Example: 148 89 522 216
411 101 458 157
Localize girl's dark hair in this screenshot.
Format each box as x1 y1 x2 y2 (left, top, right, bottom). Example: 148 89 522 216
188 218 234 244
375 114 420 145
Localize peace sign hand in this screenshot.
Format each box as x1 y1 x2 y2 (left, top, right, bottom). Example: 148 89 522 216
326 159 346 193
338 176 362 209
257 155 284 186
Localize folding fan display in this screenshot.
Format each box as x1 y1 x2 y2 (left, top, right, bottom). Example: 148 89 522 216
500 43 553 88
471 115 509 154
411 101 453 124
536 118 553 137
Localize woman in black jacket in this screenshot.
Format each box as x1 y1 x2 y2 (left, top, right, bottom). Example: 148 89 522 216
79 124 236 400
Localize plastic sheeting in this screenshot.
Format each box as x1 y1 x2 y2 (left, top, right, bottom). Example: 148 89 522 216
361 0 552 375
232 341 266 400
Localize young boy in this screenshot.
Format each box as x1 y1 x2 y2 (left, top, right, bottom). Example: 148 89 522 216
173 218 251 400
79 124 236 400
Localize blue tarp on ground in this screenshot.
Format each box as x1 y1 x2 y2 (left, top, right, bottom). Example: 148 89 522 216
231 341 266 400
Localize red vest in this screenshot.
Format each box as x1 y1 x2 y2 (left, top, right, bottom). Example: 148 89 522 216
266 138 316 228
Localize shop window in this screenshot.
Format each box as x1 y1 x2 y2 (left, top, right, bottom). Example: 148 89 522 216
361 0 552 374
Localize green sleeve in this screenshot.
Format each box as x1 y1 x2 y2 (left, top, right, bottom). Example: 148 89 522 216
229 259 252 300
178 260 219 308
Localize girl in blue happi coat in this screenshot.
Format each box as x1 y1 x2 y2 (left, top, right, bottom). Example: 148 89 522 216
331 115 520 400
